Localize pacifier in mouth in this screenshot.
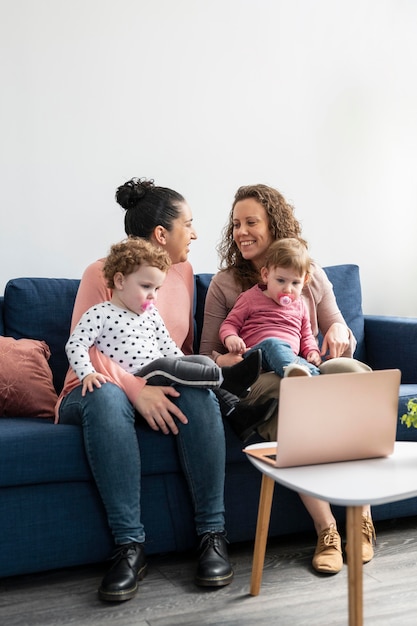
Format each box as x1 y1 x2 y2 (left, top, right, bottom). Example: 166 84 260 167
141 301 154 312
278 294 294 306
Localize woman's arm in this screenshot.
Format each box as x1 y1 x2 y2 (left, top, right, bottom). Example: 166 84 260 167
156 262 194 354
199 271 244 366
219 293 250 353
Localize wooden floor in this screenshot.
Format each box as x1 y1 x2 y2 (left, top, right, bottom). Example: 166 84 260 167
1 516 417 626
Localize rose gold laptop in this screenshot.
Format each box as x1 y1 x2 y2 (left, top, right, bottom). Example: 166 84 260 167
244 369 401 468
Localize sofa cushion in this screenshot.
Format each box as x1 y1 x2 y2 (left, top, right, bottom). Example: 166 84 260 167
0 337 58 417
0 417 186 488
3 278 80 393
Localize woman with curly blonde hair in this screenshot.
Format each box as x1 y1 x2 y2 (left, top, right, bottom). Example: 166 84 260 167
200 183 375 575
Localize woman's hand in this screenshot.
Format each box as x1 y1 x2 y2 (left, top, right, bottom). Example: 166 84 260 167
134 385 188 435
320 322 350 359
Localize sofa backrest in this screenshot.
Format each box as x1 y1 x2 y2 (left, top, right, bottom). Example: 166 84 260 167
322 264 366 362
2 278 80 392
1 264 365 393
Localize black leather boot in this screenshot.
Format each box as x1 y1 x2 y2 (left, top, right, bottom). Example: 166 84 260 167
226 397 278 442
220 349 262 397
195 532 234 587
98 542 147 602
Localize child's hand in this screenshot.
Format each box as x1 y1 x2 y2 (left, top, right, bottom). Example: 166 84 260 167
224 335 246 354
306 350 322 367
82 372 108 396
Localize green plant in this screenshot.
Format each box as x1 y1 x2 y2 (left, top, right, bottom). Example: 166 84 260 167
400 398 417 429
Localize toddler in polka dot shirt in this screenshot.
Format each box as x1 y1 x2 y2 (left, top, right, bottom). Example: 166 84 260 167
66 237 261 400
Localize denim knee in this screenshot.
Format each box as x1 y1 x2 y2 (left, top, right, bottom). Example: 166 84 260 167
59 382 135 429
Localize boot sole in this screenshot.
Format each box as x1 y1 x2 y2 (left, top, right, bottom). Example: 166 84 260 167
98 563 148 602
195 570 234 587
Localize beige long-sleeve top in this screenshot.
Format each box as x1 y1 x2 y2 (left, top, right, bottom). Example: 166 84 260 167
199 261 356 361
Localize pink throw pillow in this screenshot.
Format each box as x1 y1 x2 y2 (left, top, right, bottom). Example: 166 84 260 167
0 337 58 417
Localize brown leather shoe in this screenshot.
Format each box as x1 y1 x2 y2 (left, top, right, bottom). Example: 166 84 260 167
312 524 343 574
361 514 376 563
345 514 376 564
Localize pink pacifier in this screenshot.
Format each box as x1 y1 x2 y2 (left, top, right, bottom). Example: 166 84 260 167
141 301 154 312
278 294 294 306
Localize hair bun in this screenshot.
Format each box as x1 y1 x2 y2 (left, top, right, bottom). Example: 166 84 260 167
115 177 155 210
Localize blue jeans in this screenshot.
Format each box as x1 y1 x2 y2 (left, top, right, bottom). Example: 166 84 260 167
59 383 226 545
246 338 321 377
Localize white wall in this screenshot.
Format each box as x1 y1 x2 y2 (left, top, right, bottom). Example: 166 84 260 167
1 0 416 316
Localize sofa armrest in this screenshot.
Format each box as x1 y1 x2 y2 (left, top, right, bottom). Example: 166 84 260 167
364 315 417 383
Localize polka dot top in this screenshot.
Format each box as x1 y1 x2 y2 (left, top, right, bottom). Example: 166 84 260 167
66 301 183 381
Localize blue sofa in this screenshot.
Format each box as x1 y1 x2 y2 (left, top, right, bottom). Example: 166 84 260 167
1 265 417 579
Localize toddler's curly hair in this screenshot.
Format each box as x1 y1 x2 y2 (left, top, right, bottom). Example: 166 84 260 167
103 237 172 289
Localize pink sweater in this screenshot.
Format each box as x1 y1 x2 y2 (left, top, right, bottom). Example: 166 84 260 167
219 284 319 357
55 258 194 421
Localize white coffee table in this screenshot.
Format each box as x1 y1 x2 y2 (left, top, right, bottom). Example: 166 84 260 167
245 441 417 626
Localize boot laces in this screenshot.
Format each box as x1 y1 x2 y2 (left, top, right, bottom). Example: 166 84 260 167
199 532 228 555
110 542 140 561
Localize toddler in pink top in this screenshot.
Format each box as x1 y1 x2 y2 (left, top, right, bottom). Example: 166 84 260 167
219 238 321 377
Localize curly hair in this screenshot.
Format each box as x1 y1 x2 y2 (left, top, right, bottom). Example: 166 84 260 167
103 237 172 289
217 184 307 290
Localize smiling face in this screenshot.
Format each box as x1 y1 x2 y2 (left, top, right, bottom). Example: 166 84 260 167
160 202 197 264
111 264 167 315
232 198 274 269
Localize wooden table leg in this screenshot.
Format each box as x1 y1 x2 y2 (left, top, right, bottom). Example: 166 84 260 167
250 474 275 596
346 506 363 626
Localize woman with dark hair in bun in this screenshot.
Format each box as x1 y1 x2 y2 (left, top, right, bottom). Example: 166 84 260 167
56 178 240 602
